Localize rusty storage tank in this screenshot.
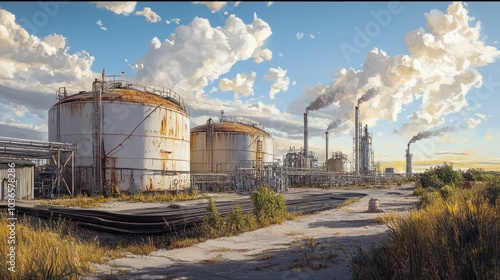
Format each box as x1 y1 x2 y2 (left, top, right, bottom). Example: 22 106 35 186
48 74 190 193
190 113 273 174
326 152 351 173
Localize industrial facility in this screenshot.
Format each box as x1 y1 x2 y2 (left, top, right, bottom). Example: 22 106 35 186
0 72 413 200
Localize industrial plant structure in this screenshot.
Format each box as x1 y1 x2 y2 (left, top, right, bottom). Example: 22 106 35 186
0 71 413 200
48 73 190 194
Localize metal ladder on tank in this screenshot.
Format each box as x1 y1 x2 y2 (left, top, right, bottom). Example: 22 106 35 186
92 76 103 194
206 118 214 173
256 137 263 180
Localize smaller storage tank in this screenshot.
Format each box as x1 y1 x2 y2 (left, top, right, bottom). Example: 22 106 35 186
326 152 351 173
190 113 273 174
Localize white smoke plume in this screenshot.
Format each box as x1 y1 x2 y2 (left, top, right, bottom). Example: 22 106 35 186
302 2 500 136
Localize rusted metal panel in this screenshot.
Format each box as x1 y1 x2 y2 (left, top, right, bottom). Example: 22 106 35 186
48 90 190 192
191 123 273 174
191 122 271 137
0 162 34 200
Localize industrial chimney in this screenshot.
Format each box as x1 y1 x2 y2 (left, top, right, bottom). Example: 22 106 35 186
304 111 308 157
406 143 412 178
325 130 329 163
354 106 360 175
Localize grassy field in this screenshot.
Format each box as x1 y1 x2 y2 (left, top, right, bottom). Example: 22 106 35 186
350 166 500 279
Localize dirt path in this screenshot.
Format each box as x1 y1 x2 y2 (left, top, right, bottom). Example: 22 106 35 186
85 184 417 280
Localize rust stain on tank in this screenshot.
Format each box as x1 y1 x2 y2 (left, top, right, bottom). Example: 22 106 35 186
160 115 167 135
160 150 171 171
147 177 154 190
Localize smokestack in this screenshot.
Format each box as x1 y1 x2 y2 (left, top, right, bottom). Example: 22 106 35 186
304 111 308 157
354 106 360 175
406 143 412 178
325 130 329 163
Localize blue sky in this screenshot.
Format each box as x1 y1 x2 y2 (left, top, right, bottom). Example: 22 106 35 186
1 1 500 172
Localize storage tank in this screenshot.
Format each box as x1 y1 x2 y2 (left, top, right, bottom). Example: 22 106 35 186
48 75 190 193
190 114 273 174
326 152 351 173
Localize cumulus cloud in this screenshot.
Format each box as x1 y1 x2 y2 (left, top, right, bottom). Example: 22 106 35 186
291 2 500 138
192 1 227 13
296 32 304 40
278 52 283 57
135 7 161 23
91 2 137 16
134 13 272 97
292 81 297 86
96 20 107 31
219 71 257 99
310 34 315 39
266 2 273 7
233 1 241 7
0 8 98 140
264 67 290 99
166 18 180 25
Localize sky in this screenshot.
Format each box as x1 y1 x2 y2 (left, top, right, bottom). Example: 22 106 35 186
1 1 500 173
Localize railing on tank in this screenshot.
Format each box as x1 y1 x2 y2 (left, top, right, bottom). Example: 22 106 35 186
219 115 272 136
104 75 186 111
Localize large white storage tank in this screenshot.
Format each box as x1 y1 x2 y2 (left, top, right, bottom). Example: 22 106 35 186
190 115 273 174
48 75 190 193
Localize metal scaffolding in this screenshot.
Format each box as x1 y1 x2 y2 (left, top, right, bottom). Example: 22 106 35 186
0 136 77 197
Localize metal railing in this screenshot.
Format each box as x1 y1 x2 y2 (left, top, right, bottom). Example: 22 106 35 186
104 75 186 111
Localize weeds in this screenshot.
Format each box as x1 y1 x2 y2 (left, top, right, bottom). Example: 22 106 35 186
350 175 500 280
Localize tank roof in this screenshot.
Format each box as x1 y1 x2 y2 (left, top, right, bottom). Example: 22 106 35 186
53 88 186 113
191 121 271 137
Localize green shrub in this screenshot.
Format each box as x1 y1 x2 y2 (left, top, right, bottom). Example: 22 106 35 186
250 185 287 223
419 163 464 189
462 168 491 182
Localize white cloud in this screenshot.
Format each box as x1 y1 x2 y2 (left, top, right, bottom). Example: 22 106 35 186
209 86 217 94
484 129 494 141
224 11 228 15
96 19 107 31
278 52 283 57
291 2 500 138
264 67 290 100
233 1 241 7
266 2 273 7
135 13 272 98
91 2 137 16
292 80 297 86
219 71 257 99
475 113 488 120
494 41 499 45
296 32 304 40
166 18 181 25
135 7 161 23
125 58 143 70
0 9 99 140
310 34 315 39
192 1 227 13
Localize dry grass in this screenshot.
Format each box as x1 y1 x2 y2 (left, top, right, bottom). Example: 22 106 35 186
0 213 124 279
41 194 112 208
117 191 205 203
350 181 500 279
375 211 401 225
